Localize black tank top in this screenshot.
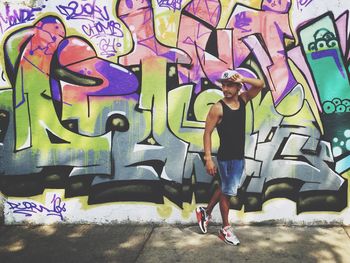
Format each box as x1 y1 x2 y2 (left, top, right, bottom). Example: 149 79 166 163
217 96 246 160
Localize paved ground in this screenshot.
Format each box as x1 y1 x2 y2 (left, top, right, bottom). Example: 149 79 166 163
0 224 350 263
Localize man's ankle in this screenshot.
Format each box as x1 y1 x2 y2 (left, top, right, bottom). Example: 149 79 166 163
205 208 211 216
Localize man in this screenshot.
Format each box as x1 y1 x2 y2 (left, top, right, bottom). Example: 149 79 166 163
196 69 264 245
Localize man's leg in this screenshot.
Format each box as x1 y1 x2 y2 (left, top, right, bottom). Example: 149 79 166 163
217 160 243 245
218 159 244 225
195 187 220 233
219 193 230 227
196 184 222 233
205 187 221 215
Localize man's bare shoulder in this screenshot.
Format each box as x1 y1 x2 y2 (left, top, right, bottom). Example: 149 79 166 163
209 101 223 116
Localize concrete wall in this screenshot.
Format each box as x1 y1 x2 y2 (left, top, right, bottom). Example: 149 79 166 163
0 0 349 225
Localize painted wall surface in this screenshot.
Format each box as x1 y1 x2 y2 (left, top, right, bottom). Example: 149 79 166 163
0 0 349 225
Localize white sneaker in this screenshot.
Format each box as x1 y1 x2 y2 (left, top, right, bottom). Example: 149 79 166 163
218 225 240 245
196 207 211 233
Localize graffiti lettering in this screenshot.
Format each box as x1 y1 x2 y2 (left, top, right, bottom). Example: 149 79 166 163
82 20 124 38
0 0 349 222
6 194 66 220
0 4 42 33
57 1 124 58
99 37 122 57
157 0 182 11
56 0 109 21
298 0 314 8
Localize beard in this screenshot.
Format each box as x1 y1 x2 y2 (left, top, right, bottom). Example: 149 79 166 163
223 90 238 97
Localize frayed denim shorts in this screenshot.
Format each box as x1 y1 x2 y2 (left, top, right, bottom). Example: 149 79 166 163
217 159 245 196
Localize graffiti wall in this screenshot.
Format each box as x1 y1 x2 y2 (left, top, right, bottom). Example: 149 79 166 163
0 0 349 224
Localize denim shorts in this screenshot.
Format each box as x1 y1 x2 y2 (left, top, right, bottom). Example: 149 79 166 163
218 159 245 196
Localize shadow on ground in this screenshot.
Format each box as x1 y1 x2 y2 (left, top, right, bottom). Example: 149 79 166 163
0 224 349 263
0 224 153 263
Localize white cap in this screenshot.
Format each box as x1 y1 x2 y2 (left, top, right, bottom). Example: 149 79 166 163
217 70 240 83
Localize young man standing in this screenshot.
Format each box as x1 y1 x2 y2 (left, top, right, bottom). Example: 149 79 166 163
196 69 264 245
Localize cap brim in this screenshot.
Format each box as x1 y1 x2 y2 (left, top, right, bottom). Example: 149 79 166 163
217 78 241 84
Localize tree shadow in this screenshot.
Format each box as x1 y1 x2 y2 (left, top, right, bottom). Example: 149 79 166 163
0 224 154 263
0 224 349 263
136 224 350 263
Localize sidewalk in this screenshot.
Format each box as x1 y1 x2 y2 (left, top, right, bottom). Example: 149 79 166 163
0 224 350 263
